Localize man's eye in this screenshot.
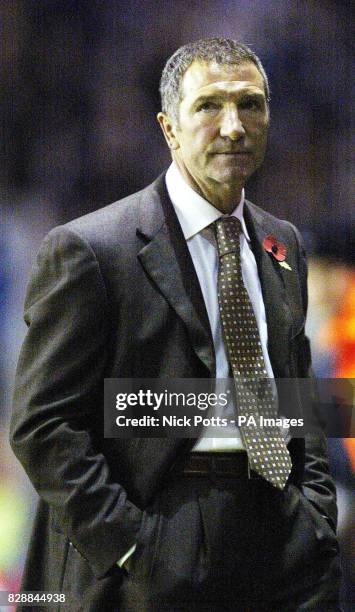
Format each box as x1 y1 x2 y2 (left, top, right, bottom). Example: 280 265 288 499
239 98 262 111
197 102 219 112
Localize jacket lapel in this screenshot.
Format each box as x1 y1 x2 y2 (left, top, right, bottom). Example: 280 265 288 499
136 175 215 376
244 200 294 377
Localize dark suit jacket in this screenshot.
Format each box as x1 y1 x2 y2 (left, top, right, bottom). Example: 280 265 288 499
10 173 337 597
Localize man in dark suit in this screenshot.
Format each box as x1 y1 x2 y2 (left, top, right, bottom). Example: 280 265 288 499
11 38 341 611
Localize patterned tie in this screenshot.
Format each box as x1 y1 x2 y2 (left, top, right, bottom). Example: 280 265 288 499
215 216 292 489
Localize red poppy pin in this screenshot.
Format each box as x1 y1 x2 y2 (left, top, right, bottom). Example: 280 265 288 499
263 235 292 270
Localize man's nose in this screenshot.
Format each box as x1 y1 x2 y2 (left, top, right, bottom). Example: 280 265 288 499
219 107 245 140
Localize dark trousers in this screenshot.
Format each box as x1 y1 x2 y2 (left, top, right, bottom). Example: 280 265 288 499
116 472 341 612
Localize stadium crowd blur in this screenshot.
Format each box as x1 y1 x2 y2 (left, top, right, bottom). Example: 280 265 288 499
0 1 353 609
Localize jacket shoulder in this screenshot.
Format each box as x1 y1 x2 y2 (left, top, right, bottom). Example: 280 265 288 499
67 177 163 240
40 174 165 254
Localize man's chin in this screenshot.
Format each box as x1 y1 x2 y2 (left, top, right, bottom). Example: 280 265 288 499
209 159 256 183
210 168 253 188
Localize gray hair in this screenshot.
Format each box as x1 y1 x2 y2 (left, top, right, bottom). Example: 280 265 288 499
160 37 270 125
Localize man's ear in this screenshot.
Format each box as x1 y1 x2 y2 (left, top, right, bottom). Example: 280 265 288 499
157 112 180 150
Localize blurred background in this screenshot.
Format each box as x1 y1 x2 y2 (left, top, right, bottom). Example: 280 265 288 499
1 0 354 609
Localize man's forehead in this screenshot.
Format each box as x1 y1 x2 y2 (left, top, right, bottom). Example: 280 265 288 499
180 60 265 100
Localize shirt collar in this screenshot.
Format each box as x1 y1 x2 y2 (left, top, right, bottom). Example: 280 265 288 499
165 161 250 242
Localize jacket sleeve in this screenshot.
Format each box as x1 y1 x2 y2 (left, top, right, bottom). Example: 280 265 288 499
291 224 338 531
10 226 142 579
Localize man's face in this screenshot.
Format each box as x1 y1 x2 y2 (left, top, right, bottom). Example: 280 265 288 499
159 60 269 207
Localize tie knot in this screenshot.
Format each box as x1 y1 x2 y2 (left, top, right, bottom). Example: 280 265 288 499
215 216 242 256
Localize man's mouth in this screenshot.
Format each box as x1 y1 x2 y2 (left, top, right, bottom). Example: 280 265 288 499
215 150 251 155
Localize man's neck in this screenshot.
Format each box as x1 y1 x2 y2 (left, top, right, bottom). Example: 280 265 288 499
173 157 243 214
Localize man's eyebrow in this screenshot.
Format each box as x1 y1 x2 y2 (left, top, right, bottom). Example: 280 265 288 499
191 94 224 106
191 89 266 107
239 90 266 99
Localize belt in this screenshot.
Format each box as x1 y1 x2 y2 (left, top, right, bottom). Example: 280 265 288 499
175 452 262 479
